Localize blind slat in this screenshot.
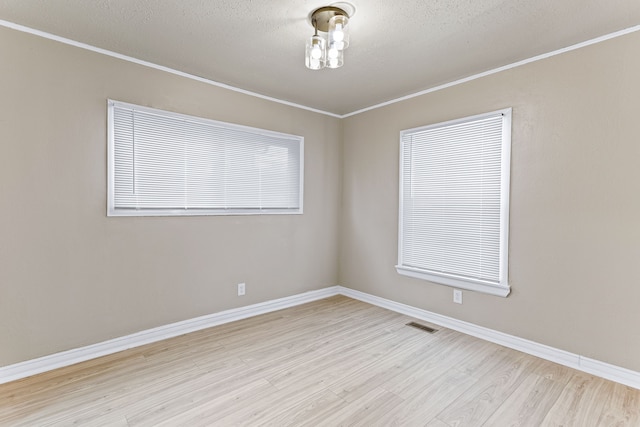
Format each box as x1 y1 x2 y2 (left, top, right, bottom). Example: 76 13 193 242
398 111 510 288
109 101 303 214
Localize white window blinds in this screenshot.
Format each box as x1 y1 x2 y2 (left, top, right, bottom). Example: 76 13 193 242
396 109 511 297
108 100 303 216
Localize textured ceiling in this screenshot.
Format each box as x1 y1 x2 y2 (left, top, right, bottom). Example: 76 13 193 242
1 0 639 115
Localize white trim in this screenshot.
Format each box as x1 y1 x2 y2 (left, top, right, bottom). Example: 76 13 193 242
0 287 340 385
341 24 640 118
337 287 640 390
397 109 512 297
107 99 304 217
579 356 640 390
1 19 639 119
2 285 639 390
395 266 510 297
0 19 341 119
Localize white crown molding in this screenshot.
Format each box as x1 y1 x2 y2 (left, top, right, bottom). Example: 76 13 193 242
0 287 340 385
0 19 342 119
341 24 640 118
338 286 640 390
1 19 639 119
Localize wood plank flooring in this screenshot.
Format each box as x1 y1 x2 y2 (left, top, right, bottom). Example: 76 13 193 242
1 295 638 426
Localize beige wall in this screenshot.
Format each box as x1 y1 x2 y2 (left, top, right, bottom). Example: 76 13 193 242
2 24 640 374
340 31 640 372
0 27 341 366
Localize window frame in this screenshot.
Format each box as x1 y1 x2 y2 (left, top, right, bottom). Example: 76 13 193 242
396 108 512 297
107 100 304 217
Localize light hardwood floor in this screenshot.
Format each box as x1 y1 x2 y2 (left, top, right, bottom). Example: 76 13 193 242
1 295 639 426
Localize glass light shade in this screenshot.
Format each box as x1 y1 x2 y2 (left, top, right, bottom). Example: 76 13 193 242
326 45 344 69
305 35 326 70
328 15 349 50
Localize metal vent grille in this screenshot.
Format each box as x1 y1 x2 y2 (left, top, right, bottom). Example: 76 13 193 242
406 322 438 334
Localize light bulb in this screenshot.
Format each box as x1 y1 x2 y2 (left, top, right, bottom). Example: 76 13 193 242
329 14 349 50
326 46 343 68
311 45 322 60
305 34 326 70
333 25 344 42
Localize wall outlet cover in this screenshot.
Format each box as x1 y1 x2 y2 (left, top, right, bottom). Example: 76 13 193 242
453 289 463 304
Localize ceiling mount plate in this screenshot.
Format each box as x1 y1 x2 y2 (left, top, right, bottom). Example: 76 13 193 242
309 6 349 33
331 2 356 17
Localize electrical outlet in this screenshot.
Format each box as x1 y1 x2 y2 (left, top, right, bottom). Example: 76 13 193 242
453 289 463 304
237 282 246 296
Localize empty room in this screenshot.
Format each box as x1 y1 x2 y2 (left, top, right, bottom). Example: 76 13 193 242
1 1 639 425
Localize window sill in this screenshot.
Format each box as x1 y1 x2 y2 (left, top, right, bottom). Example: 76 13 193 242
395 265 510 297
107 208 303 217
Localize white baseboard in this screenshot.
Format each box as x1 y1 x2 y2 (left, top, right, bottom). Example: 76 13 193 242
338 286 640 390
0 286 340 385
2 285 639 390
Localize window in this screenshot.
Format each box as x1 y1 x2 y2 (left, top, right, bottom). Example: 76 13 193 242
396 109 512 297
107 100 303 216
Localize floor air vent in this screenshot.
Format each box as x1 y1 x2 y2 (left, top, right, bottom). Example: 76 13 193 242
406 322 438 334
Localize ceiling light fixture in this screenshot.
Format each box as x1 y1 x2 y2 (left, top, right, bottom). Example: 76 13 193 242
305 4 354 70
